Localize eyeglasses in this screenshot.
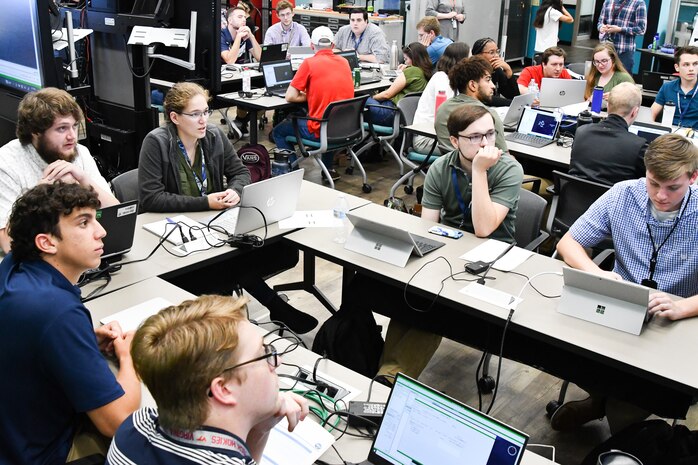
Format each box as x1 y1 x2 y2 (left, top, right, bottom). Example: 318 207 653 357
593 58 610 66
484 48 501 56
221 343 280 373
458 129 496 144
178 109 213 119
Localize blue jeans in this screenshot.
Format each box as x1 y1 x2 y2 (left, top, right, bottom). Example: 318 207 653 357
272 119 334 170
366 97 397 127
618 50 635 75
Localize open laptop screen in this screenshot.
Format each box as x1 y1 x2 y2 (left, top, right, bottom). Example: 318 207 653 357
628 121 672 142
261 60 293 88
517 107 560 140
337 50 360 70
369 374 528 465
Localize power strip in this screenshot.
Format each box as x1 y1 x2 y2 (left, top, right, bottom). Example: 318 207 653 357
295 368 350 402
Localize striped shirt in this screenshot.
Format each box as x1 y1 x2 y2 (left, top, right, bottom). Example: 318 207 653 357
107 408 256 465
569 179 698 298
597 0 647 54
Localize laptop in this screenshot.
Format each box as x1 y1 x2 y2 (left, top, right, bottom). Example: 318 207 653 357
501 93 536 129
558 267 651 335
504 107 562 148
539 77 587 108
358 373 529 465
628 121 672 142
96 200 138 260
642 71 678 93
337 50 382 85
289 46 314 69
203 169 304 234
240 43 288 70
261 60 294 97
344 212 445 267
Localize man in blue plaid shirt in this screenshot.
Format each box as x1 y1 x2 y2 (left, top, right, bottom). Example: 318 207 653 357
552 134 698 433
597 0 647 74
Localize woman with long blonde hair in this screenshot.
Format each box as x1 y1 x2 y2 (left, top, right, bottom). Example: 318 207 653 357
584 42 634 100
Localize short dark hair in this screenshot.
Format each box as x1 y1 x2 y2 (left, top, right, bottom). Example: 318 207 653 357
448 56 493 94
674 46 698 65
16 88 83 145
349 8 368 21
447 105 491 138
542 47 566 64
436 42 470 73
8 183 100 262
471 37 496 56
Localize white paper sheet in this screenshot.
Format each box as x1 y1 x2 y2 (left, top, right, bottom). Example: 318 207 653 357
560 101 590 117
459 239 533 272
278 211 342 229
99 297 173 331
459 282 522 310
260 417 335 465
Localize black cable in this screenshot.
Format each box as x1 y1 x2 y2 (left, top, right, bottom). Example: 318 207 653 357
403 256 481 313
485 309 514 415
122 35 157 79
476 241 516 285
365 373 395 402
475 350 487 412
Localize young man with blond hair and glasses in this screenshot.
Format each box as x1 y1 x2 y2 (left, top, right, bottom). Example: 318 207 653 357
108 295 309 464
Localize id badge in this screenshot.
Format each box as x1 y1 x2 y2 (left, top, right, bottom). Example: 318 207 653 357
452 18 457 29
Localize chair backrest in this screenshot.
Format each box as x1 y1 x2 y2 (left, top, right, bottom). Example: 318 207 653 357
567 62 587 75
111 169 139 202
547 170 611 237
515 188 547 248
323 95 370 146
396 92 422 126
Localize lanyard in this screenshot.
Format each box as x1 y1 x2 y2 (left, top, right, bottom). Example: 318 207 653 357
281 22 295 45
177 138 207 196
451 167 471 229
611 0 629 22
643 189 692 287
676 85 698 127
353 30 365 50
161 427 250 457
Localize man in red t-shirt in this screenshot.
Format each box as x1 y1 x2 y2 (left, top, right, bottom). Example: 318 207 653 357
272 26 354 182
517 47 572 95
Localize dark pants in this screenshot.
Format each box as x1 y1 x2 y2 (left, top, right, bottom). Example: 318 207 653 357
618 50 635 75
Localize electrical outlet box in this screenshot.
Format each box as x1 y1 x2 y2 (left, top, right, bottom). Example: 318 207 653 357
279 366 361 403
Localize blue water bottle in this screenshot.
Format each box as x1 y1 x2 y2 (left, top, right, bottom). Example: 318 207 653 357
591 86 604 113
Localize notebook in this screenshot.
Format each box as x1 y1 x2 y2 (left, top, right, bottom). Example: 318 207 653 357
557 267 651 335
539 77 587 108
337 50 382 84
238 43 288 70
501 93 536 129
202 169 304 235
628 121 672 142
96 200 138 260
358 373 529 465
344 212 445 267
504 107 561 148
261 60 294 97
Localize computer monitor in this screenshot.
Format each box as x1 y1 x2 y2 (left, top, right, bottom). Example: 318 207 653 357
628 121 672 142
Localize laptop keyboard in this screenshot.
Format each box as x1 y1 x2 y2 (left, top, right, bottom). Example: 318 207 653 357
410 233 444 255
205 208 240 234
505 132 552 147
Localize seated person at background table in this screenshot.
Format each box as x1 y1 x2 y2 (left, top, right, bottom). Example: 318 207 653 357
108 294 309 465
583 42 633 102
425 0 465 42
569 82 647 185
378 105 524 380
412 42 470 154
263 0 310 47
533 0 574 59
139 82 318 334
272 27 354 184
472 37 520 106
221 6 262 138
650 46 698 129
0 183 140 464
435 56 508 152
333 9 389 64
416 16 453 66
554 134 698 433
365 42 432 127
0 87 118 253
517 47 572 95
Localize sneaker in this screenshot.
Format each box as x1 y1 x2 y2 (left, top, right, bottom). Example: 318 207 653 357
322 169 341 183
549 396 606 431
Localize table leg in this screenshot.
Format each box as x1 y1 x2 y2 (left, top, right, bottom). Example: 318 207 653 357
273 250 337 314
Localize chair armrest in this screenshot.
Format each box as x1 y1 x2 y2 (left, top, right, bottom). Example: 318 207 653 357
522 177 541 194
523 231 550 252
592 249 615 266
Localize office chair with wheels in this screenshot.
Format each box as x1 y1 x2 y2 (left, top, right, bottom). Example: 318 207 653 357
285 95 372 192
110 169 139 202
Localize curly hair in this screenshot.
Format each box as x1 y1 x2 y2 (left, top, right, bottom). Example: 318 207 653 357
16 88 83 145
8 182 99 262
449 56 493 94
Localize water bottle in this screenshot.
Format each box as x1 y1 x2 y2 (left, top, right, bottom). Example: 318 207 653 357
652 33 660 51
332 194 350 244
389 40 399 70
528 79 540 108
271 150 291 177
591 86 604 113
434 90 447 115
242 68 251 93
662 101 676 127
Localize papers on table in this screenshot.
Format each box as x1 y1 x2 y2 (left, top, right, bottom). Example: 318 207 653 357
278 210 342 229
560 101 590 117
460 282 521 310
459 239 533 272
99 297 173 331
260 417 335 465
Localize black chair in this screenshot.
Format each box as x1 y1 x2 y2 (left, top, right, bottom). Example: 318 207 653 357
110 169 139 202
285 95 371 192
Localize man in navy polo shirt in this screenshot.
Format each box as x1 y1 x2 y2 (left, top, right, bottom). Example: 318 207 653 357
107 295 309 464
0 183 140 464
651 46 698 129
